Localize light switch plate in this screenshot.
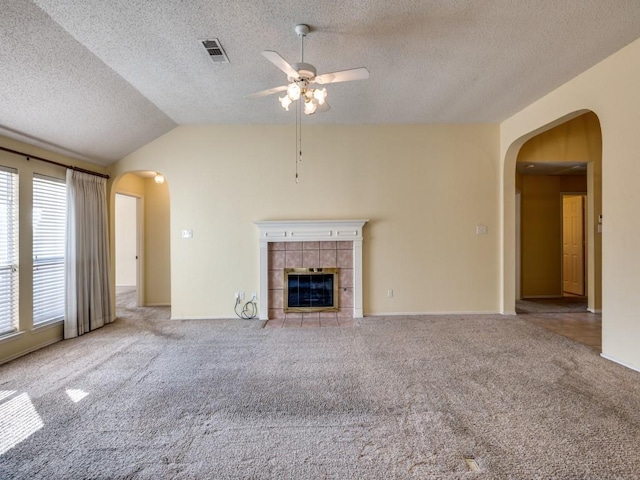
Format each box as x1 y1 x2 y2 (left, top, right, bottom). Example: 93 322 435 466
182 230 193 238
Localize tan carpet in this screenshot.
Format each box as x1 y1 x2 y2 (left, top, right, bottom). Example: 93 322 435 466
1 308 639 478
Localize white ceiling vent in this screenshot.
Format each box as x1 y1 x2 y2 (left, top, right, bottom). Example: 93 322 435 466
201 39 229 64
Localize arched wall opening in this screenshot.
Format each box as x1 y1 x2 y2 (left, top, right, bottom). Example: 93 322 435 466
108 171 171 313
515 112 602 312
501 109 600 314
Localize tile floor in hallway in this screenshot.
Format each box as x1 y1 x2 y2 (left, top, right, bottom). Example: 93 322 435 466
520 311 602 351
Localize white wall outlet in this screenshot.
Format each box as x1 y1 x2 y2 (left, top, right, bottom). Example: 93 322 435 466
387 289 394 298
234 292 239 300
251 292 257 300
239 291 245 300
182 229 193 238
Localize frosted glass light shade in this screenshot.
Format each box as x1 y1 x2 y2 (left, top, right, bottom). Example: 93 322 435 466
304 99 317 115
279 95 293 111
287 82 301 100
313 88 327 105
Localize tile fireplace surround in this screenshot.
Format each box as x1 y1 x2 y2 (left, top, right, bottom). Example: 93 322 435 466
255 220 368 321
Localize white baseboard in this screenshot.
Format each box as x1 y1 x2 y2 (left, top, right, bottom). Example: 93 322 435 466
145 303 170 307
116 284 136 288
170 315 238 321
364 310 500 317
588 308 602 313
600 353 640 374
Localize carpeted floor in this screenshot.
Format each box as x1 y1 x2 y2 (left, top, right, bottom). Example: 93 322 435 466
1 303 639 478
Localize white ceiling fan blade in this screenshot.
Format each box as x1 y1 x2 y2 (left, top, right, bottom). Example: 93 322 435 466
246 85 288 99
262 51 299 79
314 67 369 85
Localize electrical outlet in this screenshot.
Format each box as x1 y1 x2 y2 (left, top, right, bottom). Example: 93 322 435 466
234 292 239 300
239 291 245 300
387 289 394 298
251 292 257 300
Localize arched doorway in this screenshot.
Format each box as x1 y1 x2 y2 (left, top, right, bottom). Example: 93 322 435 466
504 112 602 349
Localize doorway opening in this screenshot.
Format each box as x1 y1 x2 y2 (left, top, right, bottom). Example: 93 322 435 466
115 193 142 307
112 171 171 318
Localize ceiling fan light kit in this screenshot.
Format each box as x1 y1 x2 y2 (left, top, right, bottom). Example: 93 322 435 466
248 24 369 116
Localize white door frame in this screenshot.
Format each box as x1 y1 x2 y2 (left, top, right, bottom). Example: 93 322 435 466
516 189 521 300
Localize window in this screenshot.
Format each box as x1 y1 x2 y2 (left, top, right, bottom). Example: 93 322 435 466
33 174 66 325
0 166 18 335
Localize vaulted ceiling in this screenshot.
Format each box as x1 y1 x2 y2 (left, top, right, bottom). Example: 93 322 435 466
2 1 640 166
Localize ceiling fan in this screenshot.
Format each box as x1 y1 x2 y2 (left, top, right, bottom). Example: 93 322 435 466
247 24 369 115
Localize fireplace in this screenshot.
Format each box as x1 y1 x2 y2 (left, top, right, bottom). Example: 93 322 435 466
255 219 368 320
284 268 338 312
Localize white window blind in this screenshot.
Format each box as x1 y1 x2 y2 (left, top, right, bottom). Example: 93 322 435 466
0 166 18 335
33 174 66 325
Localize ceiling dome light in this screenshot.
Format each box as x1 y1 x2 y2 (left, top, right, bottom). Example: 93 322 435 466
313 88 327 105
154 173 165 184
279 95 293 111
287 82 301 100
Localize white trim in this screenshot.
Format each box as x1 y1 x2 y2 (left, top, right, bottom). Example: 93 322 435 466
516 189 521 300
145 303 171 307
600 353 640 374
587 308 602 313
0 331 25 345
170 315 261 321
255 219 368 320
366 311 501 316
0 336 62 365
32 319 63 332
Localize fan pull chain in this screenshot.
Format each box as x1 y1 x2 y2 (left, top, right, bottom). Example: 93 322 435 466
295 95 300 183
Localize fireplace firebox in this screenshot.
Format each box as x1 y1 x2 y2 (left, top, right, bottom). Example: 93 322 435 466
284 268 338 312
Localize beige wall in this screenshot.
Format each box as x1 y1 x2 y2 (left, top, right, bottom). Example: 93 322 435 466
0 135 108 365
112 173 171 306
144 177 171 305
518 112 602 164
110 124 500 319
501 37 640 370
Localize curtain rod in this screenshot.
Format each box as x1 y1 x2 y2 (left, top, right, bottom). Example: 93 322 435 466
0 145 110 179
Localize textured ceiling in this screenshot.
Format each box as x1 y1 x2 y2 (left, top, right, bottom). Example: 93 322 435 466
1 1 640 165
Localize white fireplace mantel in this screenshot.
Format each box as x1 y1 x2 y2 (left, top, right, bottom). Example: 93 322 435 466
255 219 368 320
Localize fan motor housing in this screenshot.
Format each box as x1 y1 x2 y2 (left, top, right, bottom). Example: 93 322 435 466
292 62 316 80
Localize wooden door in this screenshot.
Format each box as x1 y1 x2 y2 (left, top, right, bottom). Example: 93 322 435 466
562 195 585 295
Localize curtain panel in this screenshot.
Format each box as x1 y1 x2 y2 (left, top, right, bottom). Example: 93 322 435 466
64 170 112 339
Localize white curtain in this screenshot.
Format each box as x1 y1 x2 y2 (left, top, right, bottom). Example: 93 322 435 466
64 170 112 339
